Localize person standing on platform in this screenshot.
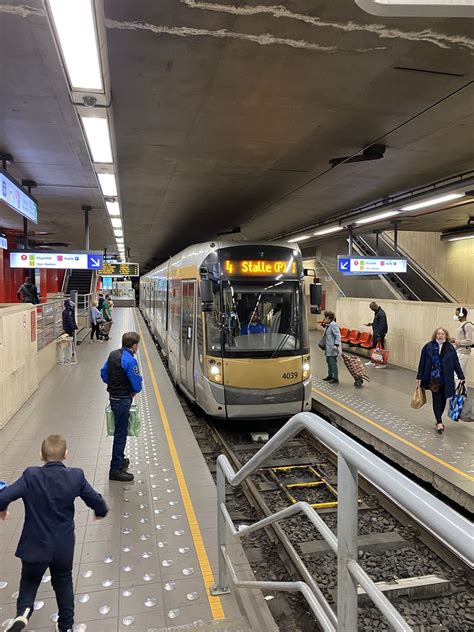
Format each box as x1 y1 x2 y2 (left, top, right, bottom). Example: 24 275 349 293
100 332 143 482
364 301 388 368
97 292 105 311
322 311 341 384
16 276 39 305
452 307 472 382
0 434 108 632
62 299 77 338
89 299 102 343
416 327 465 434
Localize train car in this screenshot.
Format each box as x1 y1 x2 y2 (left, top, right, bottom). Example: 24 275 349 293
140 241 312 419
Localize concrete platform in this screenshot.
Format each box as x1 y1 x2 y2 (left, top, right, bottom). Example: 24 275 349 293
310 332 474 512
0 308 277 632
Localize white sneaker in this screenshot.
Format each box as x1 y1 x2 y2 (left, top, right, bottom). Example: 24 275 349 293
375 365 387 369
364 361 373 366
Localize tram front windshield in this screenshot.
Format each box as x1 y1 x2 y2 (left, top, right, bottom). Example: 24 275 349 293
205 280 308 357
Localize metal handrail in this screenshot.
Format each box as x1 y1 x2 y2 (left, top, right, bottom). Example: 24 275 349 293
36 299 64 351
212 412 473 632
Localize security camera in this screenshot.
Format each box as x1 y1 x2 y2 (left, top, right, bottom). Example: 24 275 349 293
82 96 97 108
104 196 117 203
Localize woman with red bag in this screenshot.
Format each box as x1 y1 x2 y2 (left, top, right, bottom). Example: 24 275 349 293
416 327 465 434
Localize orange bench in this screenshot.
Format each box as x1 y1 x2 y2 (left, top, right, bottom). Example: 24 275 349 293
359 332 373 349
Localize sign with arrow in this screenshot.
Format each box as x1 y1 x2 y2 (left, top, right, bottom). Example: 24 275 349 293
338 256 407 275
10 251 103 270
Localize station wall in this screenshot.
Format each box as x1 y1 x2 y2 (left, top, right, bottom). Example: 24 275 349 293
386 231 474 305
0 249 64 302
336 297 473 387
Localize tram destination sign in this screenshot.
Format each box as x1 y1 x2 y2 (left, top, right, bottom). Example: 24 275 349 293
224 259 297 276
338 256 407 275
10 251 103 270
98 262 139 277
0 170 38 223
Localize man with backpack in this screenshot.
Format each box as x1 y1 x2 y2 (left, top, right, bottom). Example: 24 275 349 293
16 276 39 304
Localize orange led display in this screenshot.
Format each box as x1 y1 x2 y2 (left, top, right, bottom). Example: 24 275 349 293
224 260 297 276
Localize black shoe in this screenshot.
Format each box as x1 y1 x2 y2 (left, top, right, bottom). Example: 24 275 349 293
122 458 130 471
328 378 339 384
109 469 134 482
6 613 29 631
322 376 332 381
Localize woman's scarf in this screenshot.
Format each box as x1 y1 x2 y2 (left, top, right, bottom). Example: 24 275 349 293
429 340 444 391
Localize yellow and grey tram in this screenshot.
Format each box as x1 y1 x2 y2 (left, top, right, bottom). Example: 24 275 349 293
140 241 312 419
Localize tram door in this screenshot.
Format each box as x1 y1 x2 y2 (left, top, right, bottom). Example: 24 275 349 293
180 280 196 396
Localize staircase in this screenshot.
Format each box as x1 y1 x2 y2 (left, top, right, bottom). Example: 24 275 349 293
65 270 94 295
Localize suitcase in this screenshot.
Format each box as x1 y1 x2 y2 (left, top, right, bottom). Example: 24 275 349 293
99 320 112 339
341 352 370 388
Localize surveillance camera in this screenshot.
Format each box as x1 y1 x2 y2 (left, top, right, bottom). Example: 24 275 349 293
82 96 97 108
104 196 117 203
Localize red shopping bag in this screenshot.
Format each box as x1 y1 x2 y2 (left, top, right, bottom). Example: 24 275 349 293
370 342 389 366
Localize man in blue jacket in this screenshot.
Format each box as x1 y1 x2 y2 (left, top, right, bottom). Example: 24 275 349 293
0 434 108 632
101 331 143 482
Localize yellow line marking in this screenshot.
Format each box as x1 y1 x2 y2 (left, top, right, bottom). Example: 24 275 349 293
136 318 225 620
312 387 474 483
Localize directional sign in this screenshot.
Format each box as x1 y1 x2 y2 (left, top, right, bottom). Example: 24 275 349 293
10 251 103 270
0 236 7 250
338 256 407 275
98 262 139 277
0 171 38 223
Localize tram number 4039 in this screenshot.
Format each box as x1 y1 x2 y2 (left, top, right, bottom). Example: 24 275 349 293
282 371 298 380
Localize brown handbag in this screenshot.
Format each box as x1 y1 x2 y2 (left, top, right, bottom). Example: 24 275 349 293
410 385 427 409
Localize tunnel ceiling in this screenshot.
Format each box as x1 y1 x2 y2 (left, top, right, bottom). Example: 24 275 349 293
0 0 473 269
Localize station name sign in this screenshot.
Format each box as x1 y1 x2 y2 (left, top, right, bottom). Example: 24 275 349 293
98 262 139 277
0 171 38 224
10 251 103 270
338 256 407 275
224 259 297 276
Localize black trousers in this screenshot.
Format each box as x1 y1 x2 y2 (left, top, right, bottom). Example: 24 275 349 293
372 334 385 349
18 557 74 631
90 322 100 340
431 386 447 423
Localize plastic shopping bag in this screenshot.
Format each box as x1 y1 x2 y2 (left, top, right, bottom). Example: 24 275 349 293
448 383 467 422
410 385 426 410
105 404 141 436
370 343 389 366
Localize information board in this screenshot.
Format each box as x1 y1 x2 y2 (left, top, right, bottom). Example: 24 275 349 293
338 256 407 275
10 251 103 270
0 236 7 250
0 171 38 223
98 262 139 277
223 259 297 277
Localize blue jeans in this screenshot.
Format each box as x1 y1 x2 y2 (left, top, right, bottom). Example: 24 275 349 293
18 558 74 631
110 396 132 471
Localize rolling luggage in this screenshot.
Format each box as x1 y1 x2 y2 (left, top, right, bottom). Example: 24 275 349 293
99 320 112 340
341 352 370 388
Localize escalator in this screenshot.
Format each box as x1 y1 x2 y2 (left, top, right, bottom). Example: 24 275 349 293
352 234 455 302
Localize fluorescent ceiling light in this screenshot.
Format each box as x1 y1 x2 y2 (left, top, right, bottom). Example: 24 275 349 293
114 229 123 237
401 193 463 211
106 201 120 216
98 173 117 197
116 238 124 244
313 225 343 236
81 116 113 163
446 235 474 242
47 0 103 91
111 218 122 229
355 211 401 225
288 235 310 243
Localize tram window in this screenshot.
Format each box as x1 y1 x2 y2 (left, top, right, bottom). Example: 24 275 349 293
204 281 222 354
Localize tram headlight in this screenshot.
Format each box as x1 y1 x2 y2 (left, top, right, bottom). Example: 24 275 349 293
207 360 223 383
210 365 220 375
302 356 311 380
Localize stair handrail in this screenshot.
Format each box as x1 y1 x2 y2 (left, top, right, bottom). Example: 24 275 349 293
212 412 473 632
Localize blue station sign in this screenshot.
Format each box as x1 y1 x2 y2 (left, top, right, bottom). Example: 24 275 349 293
338 256 407 275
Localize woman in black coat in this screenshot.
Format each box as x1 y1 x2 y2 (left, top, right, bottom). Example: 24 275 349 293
416 327 465 434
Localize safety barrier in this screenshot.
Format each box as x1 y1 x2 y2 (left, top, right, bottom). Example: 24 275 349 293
212 412 472 632
36 299 63 351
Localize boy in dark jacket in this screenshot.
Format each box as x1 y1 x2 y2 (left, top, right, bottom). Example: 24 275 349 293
0 434 108 632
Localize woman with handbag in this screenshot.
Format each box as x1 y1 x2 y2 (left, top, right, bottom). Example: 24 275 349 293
320 311 341 384
416 327 465 434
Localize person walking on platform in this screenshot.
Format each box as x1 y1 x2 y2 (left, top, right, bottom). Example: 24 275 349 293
101 332 143 482
322 311 341 384
16 276 39 305
0 434 108 632
452 307 472 381
364 301 388 368
416 327 465 434
89 299 102 342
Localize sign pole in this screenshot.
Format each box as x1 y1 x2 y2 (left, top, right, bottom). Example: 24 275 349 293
391 220 401 255
82 205 92 251
348 225 354 256
21 180 37 251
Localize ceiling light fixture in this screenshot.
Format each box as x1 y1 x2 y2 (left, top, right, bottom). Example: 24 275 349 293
46 0 103 91
287 235 311 243
81 116 113 163
401 192 464 211
313 225 343 236
98 173 117 197
111 218 122 229
440 229 474 242
106 201 120 217
114 229 123 237
354 211 401 225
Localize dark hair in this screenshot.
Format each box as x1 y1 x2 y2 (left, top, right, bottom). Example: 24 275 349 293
324 310 335 321
122 332 140 348
41 434 67 461
456 307 468 317
369 301 378 310
431 327 450 341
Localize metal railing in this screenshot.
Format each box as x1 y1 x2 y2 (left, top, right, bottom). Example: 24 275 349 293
36 299 64 351
74 293 94 318
212 412 473 632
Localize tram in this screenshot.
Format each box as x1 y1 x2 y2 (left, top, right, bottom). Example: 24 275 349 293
140 241 312 419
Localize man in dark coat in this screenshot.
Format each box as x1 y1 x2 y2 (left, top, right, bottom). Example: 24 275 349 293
364 302 389 368
62 299 78 337
17 277 39 304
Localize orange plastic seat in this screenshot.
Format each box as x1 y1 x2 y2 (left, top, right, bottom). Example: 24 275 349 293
360 333 373 349
348 329 361 346
340 327 350 343
358 332 371 347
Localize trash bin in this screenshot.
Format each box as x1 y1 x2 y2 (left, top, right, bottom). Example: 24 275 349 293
57 334 76 364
